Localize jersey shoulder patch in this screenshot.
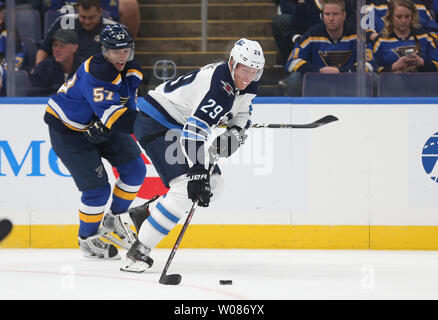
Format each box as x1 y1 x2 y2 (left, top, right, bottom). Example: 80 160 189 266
210 62 236 97
123 59 143 80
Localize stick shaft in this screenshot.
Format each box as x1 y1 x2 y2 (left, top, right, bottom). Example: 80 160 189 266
250 115 338 129
159 202 197 280
217 115 338 129
159 155 220 281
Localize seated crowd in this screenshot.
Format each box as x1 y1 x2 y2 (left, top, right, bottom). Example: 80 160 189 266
0 0 140 96
1 0 437 97
273 0 438 96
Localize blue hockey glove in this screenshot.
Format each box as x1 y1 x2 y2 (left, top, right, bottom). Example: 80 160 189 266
85 119 110 144
187 166 212 207
211 126 247 158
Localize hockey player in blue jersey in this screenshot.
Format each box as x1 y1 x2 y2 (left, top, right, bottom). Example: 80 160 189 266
120 38 265 272
44 23 146 259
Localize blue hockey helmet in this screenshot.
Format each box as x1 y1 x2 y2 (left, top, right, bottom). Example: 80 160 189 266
100 23 134 60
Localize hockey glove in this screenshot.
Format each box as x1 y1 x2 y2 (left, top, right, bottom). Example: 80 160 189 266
211 126 247 158
187 166 212 207
85 119 110 144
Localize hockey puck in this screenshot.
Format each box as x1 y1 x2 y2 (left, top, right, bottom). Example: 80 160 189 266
219 280 232 285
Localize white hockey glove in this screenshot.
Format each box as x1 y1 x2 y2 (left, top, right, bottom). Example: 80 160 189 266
211 126 247 158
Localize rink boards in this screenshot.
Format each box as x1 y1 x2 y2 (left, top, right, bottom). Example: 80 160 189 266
1 97 438 250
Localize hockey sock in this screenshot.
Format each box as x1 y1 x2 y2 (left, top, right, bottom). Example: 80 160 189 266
78 184 111 238
111 156 146 214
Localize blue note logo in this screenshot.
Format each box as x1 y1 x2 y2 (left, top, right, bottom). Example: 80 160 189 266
422 133 438 182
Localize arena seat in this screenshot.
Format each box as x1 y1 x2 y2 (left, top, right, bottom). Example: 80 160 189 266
16 9 41 42
14 70 30 97
378 72 438 97
302 72 374 97
21 38 38 72
44 10 61 37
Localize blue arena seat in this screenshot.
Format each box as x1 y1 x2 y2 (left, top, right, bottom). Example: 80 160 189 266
302 72 374 97
44 10 61 37
378 72 438 97
16 9 41 42
21 38 38 72
14 70 30 97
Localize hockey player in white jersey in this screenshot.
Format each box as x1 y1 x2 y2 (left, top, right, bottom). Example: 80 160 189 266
121 38 265 272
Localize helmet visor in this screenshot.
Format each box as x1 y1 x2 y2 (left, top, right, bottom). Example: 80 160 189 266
102 45 135 63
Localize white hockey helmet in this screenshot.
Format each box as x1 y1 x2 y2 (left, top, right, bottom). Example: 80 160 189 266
229 38 265 82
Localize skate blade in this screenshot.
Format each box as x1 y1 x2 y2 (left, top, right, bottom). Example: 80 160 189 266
98 222 137 250
101 233 132 250
120 259 150 273
121 222 138 244
82 252 121 260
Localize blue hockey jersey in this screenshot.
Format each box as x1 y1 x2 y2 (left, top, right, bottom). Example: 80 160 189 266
371 28 438 72
366 0 438 34
45 53 143 132
286 22 370 73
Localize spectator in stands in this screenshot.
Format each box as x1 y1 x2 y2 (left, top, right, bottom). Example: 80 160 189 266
371 0 438 73
0 1 25 96
272 0 356 65
366 0 438 43
0 1 24 69
43 0 140 37
118 0 140 37
35 0 116 66
28 29 83 96
279 0 373 96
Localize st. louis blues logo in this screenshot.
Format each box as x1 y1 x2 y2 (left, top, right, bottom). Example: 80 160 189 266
95 164 104 178
221 80 234 96
422 133 438 182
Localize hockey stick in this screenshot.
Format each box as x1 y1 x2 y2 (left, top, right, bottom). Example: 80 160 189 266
249 115 338 129
159 154 220 285
218 115 338 129
0 219 12 242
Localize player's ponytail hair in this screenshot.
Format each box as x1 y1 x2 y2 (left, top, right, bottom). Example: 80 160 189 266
381 0 420 39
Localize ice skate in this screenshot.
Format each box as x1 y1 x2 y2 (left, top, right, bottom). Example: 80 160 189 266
120 239 154 273
100 211 137 249
78 235 120 260
128 195 159 233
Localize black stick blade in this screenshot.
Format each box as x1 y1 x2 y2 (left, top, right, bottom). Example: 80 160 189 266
315 115 338 126
0 219 12 242
159 273 182 285
289 115 339 128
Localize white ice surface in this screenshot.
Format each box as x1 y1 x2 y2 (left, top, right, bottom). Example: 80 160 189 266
0 248 438 300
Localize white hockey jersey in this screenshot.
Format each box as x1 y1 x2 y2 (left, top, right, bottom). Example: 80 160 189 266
137 61 258 167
